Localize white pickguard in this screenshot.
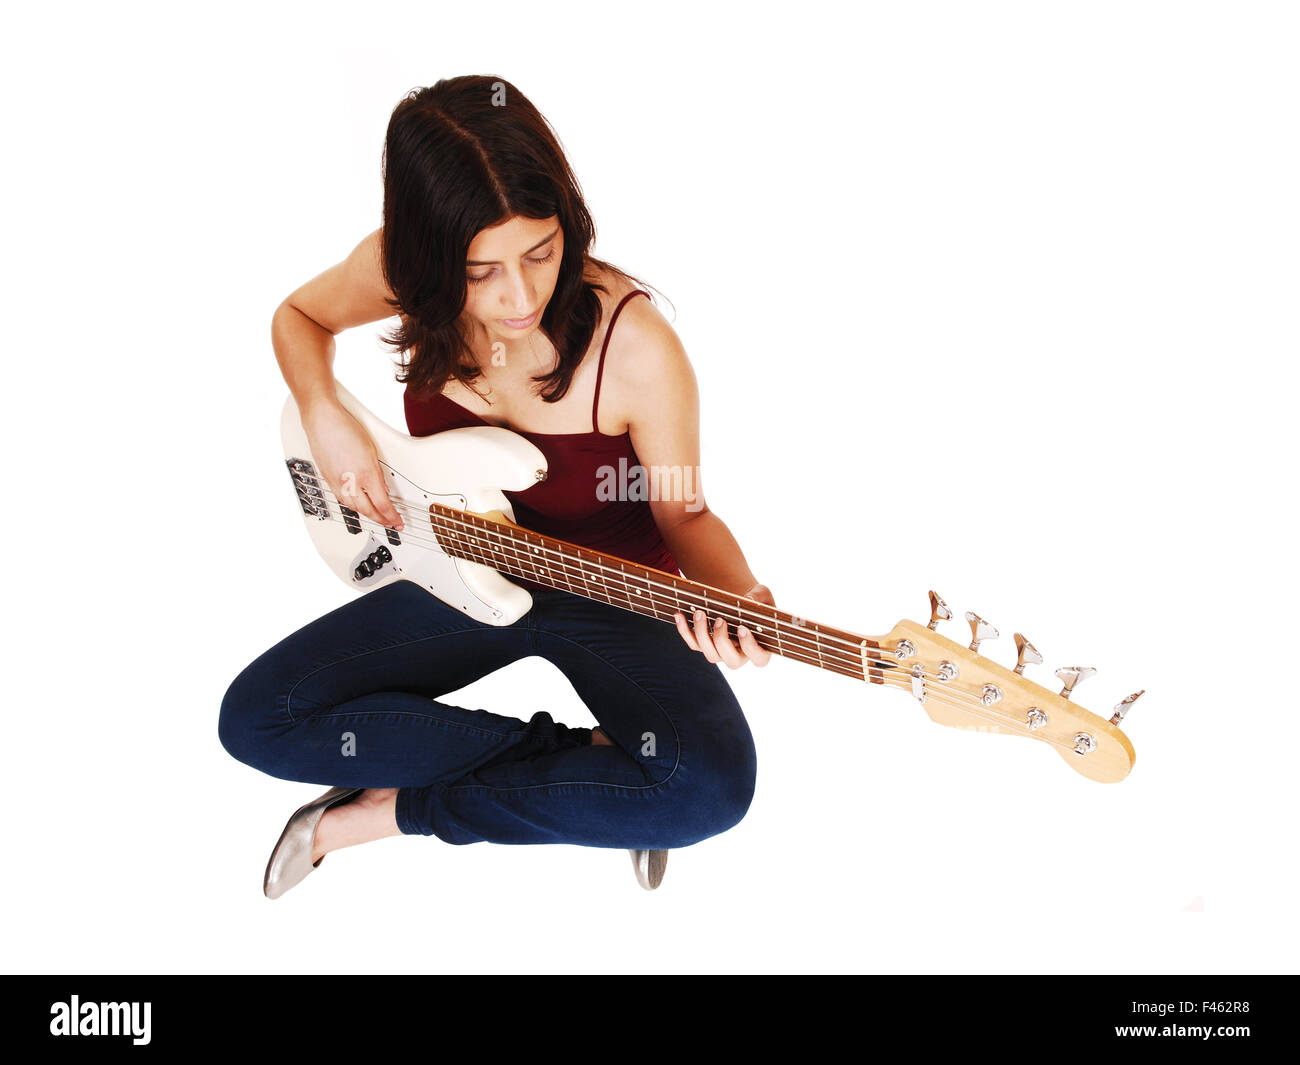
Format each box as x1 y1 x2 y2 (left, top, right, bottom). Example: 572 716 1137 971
280 381 549 626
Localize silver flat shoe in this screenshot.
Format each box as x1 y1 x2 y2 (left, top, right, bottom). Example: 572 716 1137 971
263 786 364 900
629 849 668 890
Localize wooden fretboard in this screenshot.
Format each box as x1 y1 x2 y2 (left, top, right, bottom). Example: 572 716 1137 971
426 501 893 684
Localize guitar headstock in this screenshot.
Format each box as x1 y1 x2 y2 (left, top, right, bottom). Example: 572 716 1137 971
868 591 1140 783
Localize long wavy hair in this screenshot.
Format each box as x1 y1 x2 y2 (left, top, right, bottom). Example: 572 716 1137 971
378 75 658 404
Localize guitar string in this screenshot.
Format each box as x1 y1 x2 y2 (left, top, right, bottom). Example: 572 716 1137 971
306 485 923 668
300 501 1083 748
384 498 1036 701
311 486 1043 687
313 487 897 656
424 520 1097 755
300 509 1090 753
427 516 1082 744
293 499 1088 751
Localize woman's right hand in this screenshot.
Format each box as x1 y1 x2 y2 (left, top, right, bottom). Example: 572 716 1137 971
300 399 405 531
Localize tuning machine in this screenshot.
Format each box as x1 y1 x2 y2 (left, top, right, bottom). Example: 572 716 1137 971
965 611 999 654
927 590 951 631
1055 666 1097 700
1110 690 1145 725
1013 633 1042 675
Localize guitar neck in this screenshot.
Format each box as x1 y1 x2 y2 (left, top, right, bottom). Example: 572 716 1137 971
428 502 888 684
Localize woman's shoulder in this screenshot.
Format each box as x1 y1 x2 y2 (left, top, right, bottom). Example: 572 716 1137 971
581 264 665 348
587 268 693 434
583 263 644 315
581 263 671 371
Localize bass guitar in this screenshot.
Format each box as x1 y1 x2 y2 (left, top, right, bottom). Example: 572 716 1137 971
282 383 1141 784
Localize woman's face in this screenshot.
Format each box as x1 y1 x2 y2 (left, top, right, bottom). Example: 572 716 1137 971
462 214 564 345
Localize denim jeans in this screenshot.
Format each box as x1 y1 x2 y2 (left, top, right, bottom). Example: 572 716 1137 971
218 579 757 849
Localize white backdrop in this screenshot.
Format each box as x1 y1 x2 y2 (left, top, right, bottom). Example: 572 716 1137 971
5 0 1296 974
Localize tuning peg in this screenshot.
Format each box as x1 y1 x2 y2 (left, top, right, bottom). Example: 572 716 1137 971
964 611 999 653
1109 690 1145 725
1055 666 1097 701
927 590 952 631
1013 633 1042 675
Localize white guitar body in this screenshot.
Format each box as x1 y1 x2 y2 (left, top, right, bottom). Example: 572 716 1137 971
281 382 548 626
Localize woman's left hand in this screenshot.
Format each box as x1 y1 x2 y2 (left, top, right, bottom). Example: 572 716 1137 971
673 582 775 669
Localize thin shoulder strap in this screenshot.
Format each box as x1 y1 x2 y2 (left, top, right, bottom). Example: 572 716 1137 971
592 289 651 433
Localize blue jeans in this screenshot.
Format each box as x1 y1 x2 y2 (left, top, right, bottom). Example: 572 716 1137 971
218 579 757 849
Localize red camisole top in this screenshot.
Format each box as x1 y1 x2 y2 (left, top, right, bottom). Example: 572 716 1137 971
403 289 682 594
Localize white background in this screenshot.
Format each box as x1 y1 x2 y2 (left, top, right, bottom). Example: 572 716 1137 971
4 0 1296 974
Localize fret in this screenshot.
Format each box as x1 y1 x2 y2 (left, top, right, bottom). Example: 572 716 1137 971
462 513 489 567
434 510 459 560
481 514 507 570
565 547 583 596
573 549 596 601
553 543 576 595
457 515 872 681
671 582 689 622
498 514 527 580
486 528 504 569
585 552 602 599
654 574 680 624
624 563 652 616
443 508 481 568
540 533 562 591
616 562 634 612
525 531 552 588
593 554 614 606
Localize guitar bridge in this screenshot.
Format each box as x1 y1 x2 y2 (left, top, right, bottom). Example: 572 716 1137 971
286 458 328 519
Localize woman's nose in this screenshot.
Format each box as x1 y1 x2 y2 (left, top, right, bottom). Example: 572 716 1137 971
504 277 533 314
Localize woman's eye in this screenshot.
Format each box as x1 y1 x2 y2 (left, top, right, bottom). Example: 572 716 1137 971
467 248 555 285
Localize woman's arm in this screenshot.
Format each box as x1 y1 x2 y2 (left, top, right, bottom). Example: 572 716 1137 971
274 228 407 530
606 297 773 668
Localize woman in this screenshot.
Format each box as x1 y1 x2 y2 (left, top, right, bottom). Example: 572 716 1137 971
219 75 774 898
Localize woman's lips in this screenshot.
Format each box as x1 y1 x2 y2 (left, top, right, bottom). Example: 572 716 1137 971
501 309 539 328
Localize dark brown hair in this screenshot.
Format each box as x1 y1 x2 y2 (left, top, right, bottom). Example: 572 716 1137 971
378 75 658 403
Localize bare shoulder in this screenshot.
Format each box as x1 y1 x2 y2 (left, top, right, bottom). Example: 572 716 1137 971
285 227 398 335
592 270 696 434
